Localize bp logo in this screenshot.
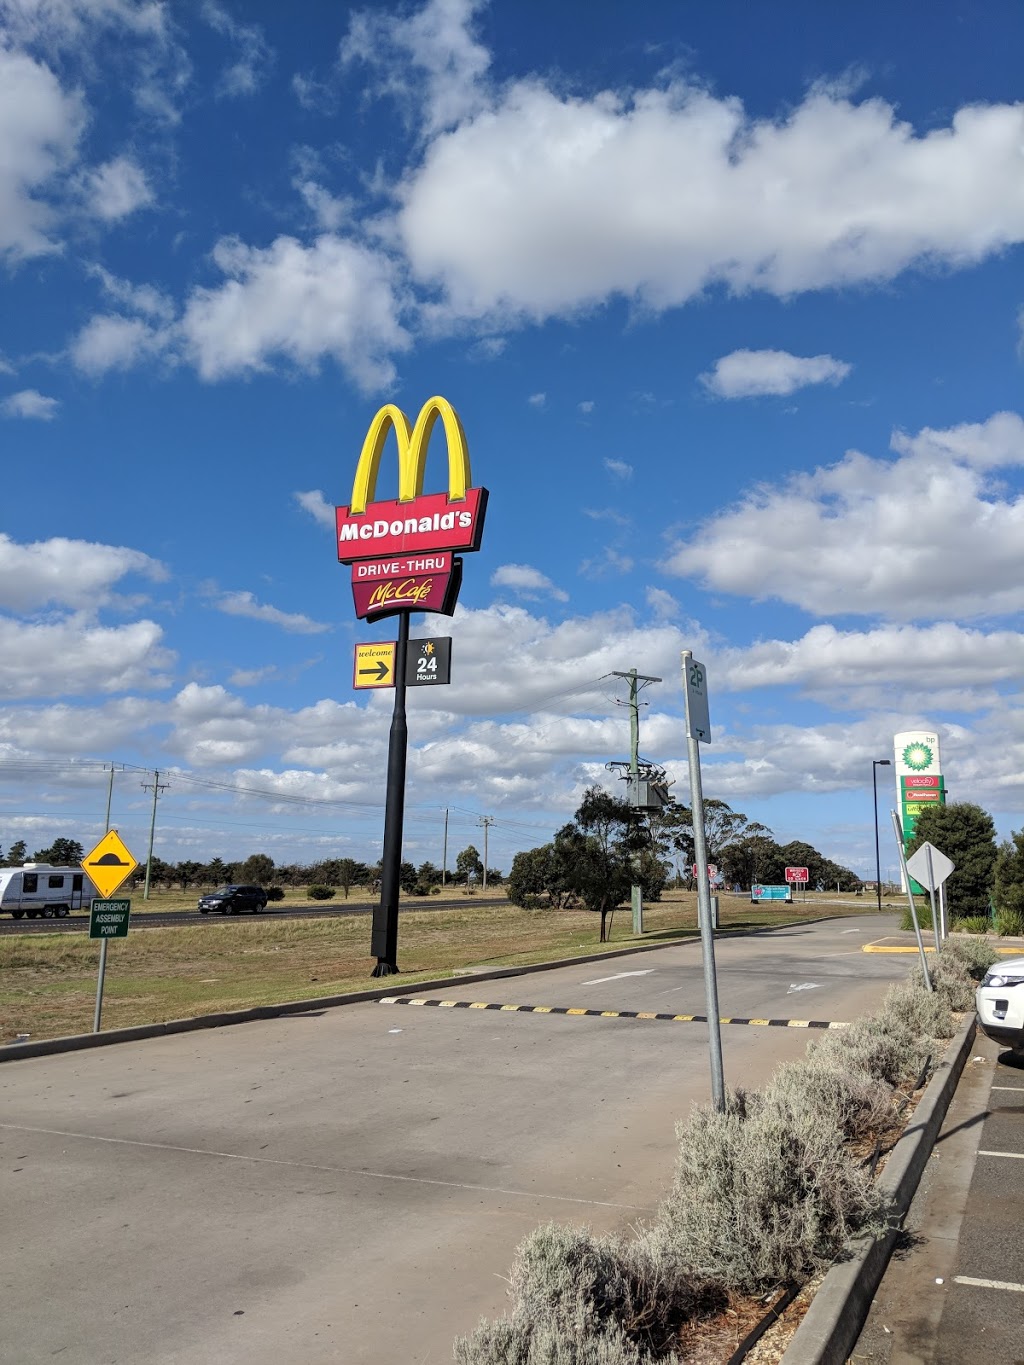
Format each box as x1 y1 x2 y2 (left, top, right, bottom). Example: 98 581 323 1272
902 741 934 772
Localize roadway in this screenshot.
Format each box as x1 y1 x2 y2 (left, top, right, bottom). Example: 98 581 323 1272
1 913 912 1365
0 895 486 934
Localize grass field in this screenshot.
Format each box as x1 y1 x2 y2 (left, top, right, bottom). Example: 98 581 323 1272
0 891 889 1043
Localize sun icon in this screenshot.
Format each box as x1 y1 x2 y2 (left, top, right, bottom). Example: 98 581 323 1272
902 742 934 772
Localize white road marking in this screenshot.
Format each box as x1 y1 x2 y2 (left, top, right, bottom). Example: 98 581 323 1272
841 929 861 934
978 1149 1024 1159
0 1121 650 1211
580 969 655 985
953 1275 1024 1293
787 982 822 993
990 1086 1024 1092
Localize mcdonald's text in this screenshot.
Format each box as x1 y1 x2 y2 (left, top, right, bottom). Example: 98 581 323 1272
336 487 486 563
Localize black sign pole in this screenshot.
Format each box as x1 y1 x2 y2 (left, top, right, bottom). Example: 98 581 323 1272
371 611 410 975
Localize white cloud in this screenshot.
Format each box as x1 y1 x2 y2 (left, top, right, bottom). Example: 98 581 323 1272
213 590 331 635
341 0 490 136
1 389 59 420
665 411 1024 620
202 1 273 98
89 265 174 320
398 83 1024 322
645 587 679 621
180 234 409 391
491 563 568 602
700 349 851 398
0 614 172 698
604 458 632 479
80 155 154 222
717 623 1024 696
228 665 279 687
578 400 595 414
0 45 84 261
0 533 166 611
527 391 546 407
293 489 337 529
70 314 167 376
580 547 634 579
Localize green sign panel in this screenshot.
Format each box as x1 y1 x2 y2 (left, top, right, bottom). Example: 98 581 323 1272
89 898 131 939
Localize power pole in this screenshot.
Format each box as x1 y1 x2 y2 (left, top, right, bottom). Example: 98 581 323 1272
103 762 117 833
442 807 449 886
612 670 661 934
477 816 494 891
140 770 169 900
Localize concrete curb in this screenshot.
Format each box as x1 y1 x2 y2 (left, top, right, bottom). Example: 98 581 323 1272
780 1012 977 1365
0 914 839 1064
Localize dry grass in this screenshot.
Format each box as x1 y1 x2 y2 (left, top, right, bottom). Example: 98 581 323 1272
0 892 877 1042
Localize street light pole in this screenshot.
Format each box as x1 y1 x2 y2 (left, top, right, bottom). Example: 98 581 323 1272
873 759 892 915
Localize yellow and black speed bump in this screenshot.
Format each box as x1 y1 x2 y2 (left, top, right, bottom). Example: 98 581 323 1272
379 997 848 1030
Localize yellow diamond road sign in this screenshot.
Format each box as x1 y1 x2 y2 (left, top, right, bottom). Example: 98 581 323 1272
81 829 139 899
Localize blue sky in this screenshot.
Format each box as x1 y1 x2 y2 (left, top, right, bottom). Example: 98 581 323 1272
3 0 1024 879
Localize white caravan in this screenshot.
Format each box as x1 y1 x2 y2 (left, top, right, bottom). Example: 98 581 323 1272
0 864 98 918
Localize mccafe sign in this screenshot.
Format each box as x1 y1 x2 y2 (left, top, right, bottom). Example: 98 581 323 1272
336 397 487 621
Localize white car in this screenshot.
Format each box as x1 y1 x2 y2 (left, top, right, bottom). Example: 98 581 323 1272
976 955 1024 1052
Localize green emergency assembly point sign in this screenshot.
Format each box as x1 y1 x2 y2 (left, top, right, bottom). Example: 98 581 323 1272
89 898 131 939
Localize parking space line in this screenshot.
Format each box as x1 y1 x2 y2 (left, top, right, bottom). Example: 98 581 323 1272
953 1276 1024 1293
378 997 848 1029
991 1086 1024 1092
978 1149 1024 1159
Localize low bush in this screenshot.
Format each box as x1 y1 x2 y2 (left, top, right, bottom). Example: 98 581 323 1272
306 884 336 900
953 915 990 935
883 979 955 1039
455 1222 720 1365
939 934 999 979
265 886 285 902
809 1012 929 1089
656 1087 891 1291
996 907 1024 937
761 1056 902 1146
899 902 933 932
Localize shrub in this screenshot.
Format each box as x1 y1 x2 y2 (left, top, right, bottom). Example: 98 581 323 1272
265 886 285 902
883 980 955 1039
996 908 1024 937
761 1056 901 1145
454 1315 672 1365
939 935 999 979
655 1089 891 1291
809 1013 929 1089
899 902 934 931
953 915 990 935
307 884 336 900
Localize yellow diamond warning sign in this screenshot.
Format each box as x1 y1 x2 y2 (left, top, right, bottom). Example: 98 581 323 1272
81 829 139 898
354 640 396 689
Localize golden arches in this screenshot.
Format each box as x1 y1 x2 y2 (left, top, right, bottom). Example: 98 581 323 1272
349 396 471 514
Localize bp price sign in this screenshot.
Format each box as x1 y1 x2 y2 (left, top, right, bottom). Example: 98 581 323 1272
89 898 131 939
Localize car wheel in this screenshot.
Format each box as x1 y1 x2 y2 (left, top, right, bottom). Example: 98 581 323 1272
229 905 239 915
43 906 56 918
12 909 24 919
199 907 209 914
58 906 69 917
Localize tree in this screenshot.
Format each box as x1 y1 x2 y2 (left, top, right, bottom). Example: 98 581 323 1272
554 787 644 941
994 831 1024 917
5 839 27 867
33 837 85 866
718 834 784 889
175 860 203 890
456 844 483 886
337 858 365 899
240 853 275 886
399 861 418 895
907 802 997 919
507 843 573 908
205 857 228 886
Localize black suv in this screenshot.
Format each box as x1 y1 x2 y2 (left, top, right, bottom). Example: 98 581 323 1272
197 884 268 915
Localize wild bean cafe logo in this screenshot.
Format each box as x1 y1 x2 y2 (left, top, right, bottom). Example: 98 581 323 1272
336 397 487 622
901 741 934 772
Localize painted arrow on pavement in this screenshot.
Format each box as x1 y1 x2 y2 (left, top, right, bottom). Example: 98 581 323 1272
580 969 655 986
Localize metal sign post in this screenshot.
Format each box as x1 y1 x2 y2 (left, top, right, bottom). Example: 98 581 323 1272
682 649 725 1112
906 841 955 949
891 811 932 992
81 830 138 1032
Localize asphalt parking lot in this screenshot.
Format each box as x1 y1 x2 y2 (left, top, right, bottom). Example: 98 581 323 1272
2 914 914 1365
855 1034 1024 1364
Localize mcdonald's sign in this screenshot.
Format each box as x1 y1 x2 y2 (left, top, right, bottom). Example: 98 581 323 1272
336 396 488 564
